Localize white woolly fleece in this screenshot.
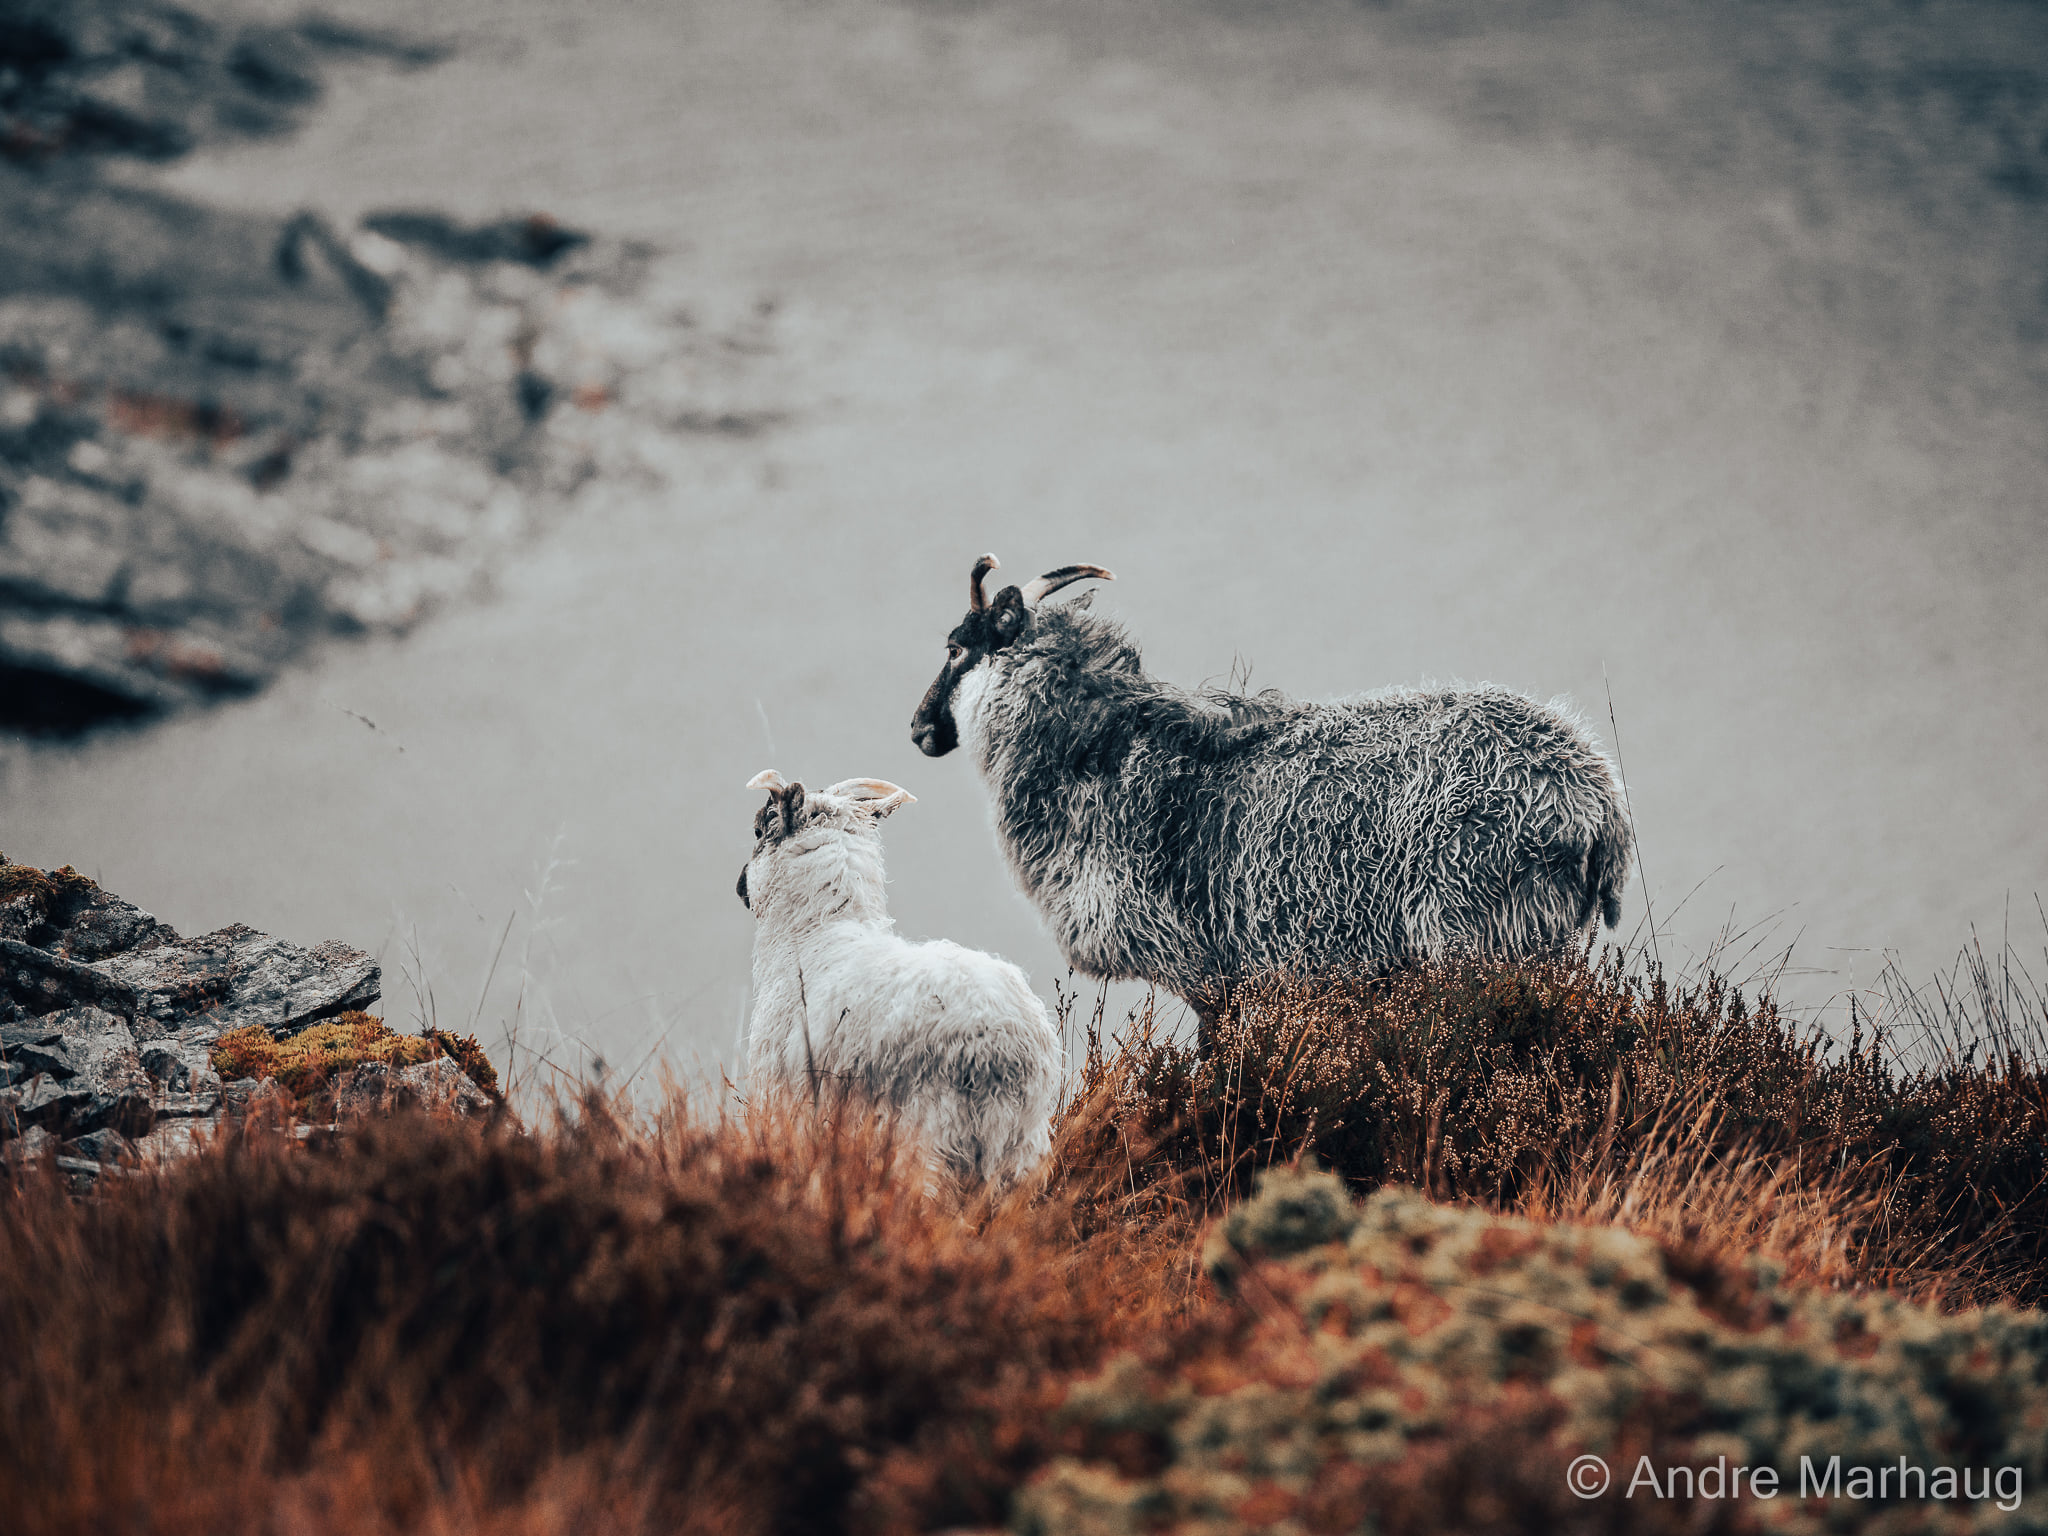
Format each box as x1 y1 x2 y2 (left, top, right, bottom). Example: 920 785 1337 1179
744 786 1063 1190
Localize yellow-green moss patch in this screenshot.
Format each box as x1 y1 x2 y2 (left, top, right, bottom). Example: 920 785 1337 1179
210 1012 497 1111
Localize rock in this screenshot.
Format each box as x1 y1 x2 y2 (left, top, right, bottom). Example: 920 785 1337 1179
91 938 232 1031
153 1092 220 1119
0 937 141 1017
0 864 496 1179
362 210 589 269
334 1056 490 1120
53 1155 106 1191
135 1114 220 1166
47 889 176 962
329 1060 393 1117
222 1076 289 1124
0 94 789 735
0 896 42 945
93 923 379 1036
68 1127 136 1165
3 1015 81 1081
0 861 172 958
2 1124 54 1165
139 1038 221 1095
4 1006 154 1139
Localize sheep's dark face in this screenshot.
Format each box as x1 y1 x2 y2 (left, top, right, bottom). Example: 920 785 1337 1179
912 555 1115 758
911 592 1025 759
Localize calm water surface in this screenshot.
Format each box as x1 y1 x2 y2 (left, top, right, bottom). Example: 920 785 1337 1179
7 0 2045 1080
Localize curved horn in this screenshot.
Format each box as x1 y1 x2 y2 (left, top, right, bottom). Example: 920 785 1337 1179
822 778 915 804
969 552 1000 613
746 769 787 791
1021 563 1115 605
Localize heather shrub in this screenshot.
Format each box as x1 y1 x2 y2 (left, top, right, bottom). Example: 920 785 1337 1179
1018 1170 2048 1536
0 1091 1173 1536
1057 955 2048 1304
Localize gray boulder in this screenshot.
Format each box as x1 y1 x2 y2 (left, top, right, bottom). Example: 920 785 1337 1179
221 1076 290 1123
139 1036 223 1096
94 924 378 1036
133 1115 219 1166
333 1057 490 1120
68 1127 137 1165
0 865 175 959
47 890 177 962
153 1091 221 1120
4 1006 154 1138
3 1125 55 1165
0 938 141 1018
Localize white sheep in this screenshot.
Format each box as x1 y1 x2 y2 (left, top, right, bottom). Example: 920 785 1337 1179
736 769 1062 1190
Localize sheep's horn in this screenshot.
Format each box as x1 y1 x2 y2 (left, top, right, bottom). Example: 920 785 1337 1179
822 778 915 804
969 553 1000 613
746 769 787 791
1022 564 1114 605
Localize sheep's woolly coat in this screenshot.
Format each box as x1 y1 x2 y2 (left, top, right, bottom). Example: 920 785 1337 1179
919 597 1633 1006
742 783 1062 1189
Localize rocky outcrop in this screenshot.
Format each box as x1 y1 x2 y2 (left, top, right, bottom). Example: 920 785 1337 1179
0 0 435 165
0 855 408 1180
0 0 792 733
97 924 379 1037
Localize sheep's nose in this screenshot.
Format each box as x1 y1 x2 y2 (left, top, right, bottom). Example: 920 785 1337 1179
736 865 750 909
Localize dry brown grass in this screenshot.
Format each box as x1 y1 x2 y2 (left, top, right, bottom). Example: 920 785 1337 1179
0 1090 1193 1536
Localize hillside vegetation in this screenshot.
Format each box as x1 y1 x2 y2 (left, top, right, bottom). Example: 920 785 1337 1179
3 949 2045 1535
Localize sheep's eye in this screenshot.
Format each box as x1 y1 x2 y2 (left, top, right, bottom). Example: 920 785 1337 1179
948 644 966 663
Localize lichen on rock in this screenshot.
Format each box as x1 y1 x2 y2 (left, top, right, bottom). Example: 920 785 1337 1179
1020 1171 2048 1536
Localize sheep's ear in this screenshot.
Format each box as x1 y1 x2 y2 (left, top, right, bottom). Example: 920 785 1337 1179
824 778 916 819
989 585 1028 648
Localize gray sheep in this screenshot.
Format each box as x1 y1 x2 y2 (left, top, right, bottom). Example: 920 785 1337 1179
910 554 1633 1020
